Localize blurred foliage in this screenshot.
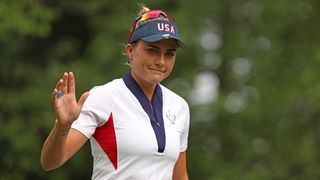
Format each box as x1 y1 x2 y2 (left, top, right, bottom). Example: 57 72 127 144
1 0 320 179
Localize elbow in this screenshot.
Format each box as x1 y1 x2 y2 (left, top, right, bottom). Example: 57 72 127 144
40 158 57 171
41 164 51 172
40 161 52 171
41 163 57 172
40 151 66 171
42 166 52 172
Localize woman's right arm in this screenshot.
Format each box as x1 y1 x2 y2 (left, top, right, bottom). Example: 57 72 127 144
40 123 88 171
40 72 90 171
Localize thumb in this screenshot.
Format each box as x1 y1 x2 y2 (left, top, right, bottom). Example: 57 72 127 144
78 91 90 108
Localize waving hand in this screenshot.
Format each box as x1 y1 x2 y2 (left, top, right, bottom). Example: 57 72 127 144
52 72 89 133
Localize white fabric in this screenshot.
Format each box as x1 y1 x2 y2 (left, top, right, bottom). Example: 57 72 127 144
71 78 190 180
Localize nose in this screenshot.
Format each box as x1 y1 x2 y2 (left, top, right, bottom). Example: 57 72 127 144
154 53 165 67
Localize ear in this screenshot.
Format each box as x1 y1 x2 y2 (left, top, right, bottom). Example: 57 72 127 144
126 44 134 61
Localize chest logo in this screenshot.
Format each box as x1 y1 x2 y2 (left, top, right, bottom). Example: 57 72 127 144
166 110 176 124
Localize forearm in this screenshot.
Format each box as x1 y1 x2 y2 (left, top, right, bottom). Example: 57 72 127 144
173 152 189 180
40 120 70 171
173 172 189 180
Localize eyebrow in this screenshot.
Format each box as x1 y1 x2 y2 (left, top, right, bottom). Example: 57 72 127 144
147 45 177 52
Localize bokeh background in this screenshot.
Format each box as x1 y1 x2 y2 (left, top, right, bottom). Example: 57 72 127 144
1 0 320 179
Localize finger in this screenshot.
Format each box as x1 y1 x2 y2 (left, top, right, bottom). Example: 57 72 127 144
52 88 58 106
78 91 90 108
55 79 63 90
55 79 64 100
62 72 68 94
68 72 75 95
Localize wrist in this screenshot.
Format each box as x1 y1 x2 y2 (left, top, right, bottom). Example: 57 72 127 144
55 119 71 136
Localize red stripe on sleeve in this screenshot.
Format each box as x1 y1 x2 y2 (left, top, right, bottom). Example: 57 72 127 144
92 113 118 170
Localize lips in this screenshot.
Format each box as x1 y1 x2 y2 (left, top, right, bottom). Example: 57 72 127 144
148 68 165 73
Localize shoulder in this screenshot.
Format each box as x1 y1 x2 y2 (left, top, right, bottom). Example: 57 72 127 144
85 78 124 105
89 78 123 95
160 84 189 109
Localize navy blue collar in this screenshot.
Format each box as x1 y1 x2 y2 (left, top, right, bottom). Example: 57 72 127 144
123 72 166 153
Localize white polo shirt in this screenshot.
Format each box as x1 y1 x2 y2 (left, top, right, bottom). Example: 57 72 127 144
71 72 190 180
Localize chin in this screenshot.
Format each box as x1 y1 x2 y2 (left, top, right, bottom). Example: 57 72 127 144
149 78 163 84
153 73 168 82
146 75 170 85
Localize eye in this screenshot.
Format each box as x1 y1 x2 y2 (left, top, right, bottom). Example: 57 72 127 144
146 48 158 54
166 51 175 57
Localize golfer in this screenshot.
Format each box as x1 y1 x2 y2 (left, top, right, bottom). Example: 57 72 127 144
40 6 190 180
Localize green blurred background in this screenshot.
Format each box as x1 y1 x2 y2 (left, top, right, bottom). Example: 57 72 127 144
1 0 320 179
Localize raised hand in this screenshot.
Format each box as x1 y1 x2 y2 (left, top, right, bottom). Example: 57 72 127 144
52 72 89 133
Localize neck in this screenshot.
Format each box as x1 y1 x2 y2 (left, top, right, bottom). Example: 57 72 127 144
130 72 157 102
140 83 156 102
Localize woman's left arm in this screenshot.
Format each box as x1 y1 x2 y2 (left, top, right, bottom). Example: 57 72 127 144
173 151 189 180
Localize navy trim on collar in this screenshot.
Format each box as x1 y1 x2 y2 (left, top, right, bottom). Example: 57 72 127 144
123 72 166 153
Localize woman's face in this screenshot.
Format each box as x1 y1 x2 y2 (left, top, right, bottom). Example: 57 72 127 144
126 39 178 87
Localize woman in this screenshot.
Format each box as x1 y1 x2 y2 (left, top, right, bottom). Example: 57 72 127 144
40 6 190 180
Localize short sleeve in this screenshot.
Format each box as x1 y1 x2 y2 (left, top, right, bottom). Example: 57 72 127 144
71 85 113 138
180 103 190 152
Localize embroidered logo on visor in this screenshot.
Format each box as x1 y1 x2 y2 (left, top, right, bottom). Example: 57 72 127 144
157 23 175 34
162 34 170 39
